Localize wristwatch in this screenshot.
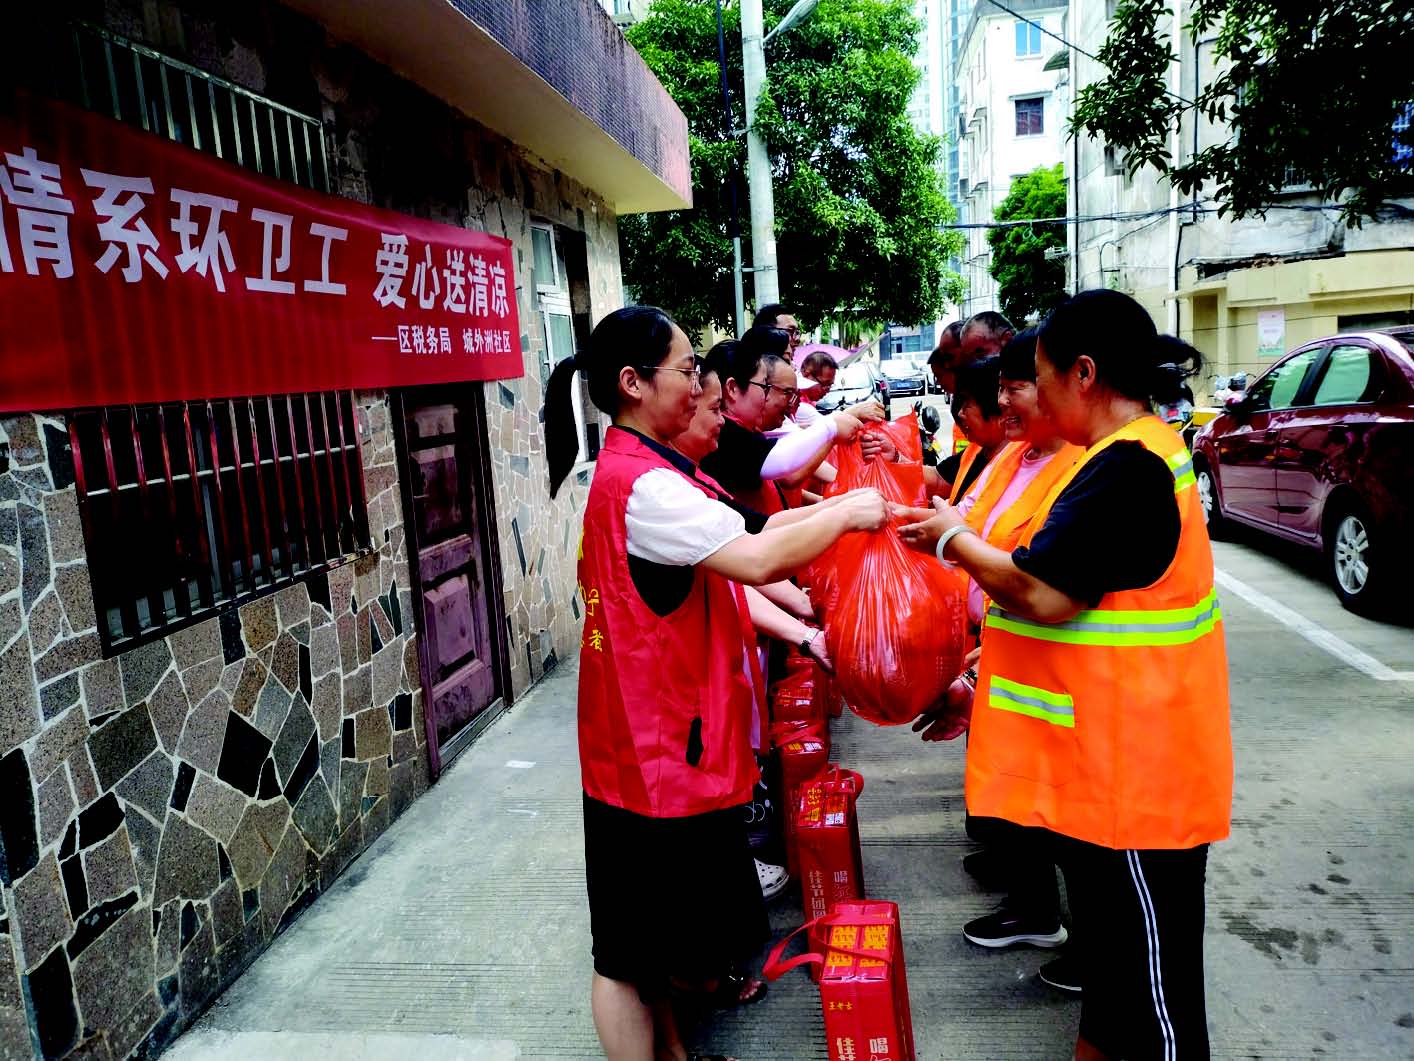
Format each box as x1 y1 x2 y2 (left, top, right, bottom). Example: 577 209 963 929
800 630 819 655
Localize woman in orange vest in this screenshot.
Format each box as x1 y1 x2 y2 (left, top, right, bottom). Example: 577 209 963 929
545 306 889 1061
900 290 1232 1061
909 329 1087 985
859 355 1007 501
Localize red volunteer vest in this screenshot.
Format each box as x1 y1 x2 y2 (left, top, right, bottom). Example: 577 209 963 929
577 427 757 817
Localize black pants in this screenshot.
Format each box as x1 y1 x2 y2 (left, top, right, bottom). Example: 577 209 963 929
1054 833 1211 1061
968 815 1062 924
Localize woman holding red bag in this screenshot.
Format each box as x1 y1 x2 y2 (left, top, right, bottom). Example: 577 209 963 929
545 306 889 1061
899 290 1231 1061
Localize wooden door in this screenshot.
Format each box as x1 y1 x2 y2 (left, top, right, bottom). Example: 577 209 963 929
398 388 505 775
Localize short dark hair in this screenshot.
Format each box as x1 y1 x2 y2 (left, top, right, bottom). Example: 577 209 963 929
951 354 1002 419
998 328 1040 382
962 311 1016 343
927 320 965 367
740 325 791 362
1037 290 1202 405
752 303 792 328
800 350 838 378
704 335 788 393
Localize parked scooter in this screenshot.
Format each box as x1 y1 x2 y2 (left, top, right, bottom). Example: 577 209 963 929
914 400 944 467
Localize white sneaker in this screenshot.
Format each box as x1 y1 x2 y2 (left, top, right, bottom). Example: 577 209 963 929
755 859 790 900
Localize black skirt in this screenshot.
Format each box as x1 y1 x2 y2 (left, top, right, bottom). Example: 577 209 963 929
583 792 768 988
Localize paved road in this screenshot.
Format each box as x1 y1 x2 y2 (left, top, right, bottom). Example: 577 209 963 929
165 530 1413 1059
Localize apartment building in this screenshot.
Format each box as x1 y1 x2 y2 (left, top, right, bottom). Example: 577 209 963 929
1065 0 1414 390
955 0 1069 317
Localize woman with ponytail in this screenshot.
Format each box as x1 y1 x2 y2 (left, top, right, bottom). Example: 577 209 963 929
551 306 888 1061
899 290 1232 1060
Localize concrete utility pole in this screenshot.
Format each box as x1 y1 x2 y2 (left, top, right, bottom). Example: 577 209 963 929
740 0 779 308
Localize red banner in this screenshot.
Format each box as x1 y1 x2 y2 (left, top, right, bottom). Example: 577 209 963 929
0 93 525 413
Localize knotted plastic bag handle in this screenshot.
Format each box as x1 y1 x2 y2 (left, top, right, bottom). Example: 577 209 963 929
819 766 864 796
762 911 898 980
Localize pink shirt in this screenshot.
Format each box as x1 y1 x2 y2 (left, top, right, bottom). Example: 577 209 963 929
961 450 1061 625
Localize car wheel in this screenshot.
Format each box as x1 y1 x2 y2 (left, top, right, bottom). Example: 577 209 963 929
1328 502 1384 615
1194 457 1227 538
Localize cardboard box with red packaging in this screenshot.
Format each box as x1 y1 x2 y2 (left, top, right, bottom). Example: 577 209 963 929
764 900 917 1061
769 720 830 876
771 663 825 726
795 767 865 923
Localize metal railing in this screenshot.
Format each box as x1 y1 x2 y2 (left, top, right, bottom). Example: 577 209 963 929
69 21 330 193
71 393 371 653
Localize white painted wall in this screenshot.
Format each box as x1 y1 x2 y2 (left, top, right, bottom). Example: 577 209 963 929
956 3 1068 318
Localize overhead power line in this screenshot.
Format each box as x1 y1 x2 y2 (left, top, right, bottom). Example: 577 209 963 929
944 200 1383 231
979 0 1195 107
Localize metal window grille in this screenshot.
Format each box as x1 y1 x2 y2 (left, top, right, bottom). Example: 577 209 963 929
66 21 330 193
70 393 372 655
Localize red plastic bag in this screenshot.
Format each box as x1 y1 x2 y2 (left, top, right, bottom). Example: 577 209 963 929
821 435 967 726
881 412 923 464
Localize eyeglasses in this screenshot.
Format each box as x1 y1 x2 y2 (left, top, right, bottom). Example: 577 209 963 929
783 326 802 337
748 380 799 403
639 365 702 386
639 365 700 382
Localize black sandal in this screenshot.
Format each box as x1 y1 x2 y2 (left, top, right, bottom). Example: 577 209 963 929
715 970 767 1008
670 969 768 1009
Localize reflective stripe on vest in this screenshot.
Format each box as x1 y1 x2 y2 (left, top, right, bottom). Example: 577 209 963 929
986 589 1222 647
1167 448 1196 494
988 675 1075 728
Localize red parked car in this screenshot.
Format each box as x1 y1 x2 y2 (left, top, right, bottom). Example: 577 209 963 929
1192 328 1414 614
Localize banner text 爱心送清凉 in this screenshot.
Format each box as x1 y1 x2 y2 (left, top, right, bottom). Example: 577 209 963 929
0 93 525 413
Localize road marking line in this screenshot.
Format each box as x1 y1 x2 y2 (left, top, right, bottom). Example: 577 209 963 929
504 760 536 769
1215 568 1414 682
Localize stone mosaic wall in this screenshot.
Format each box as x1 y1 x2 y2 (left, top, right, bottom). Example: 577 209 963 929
0 395 428 1059
102 0 610 697
0 1 647 1054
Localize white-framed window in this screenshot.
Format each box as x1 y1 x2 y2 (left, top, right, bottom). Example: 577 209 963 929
1104 144 1125 176
1015 97 1045 137
540 292 587 463
1015 20 1042 57
530 222 560 292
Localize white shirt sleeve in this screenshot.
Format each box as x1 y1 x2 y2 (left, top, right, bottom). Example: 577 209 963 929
625 468 748 566
792 401 823 428
764 417 801 440
759 415 837 479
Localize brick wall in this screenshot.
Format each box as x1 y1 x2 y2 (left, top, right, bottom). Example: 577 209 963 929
456 0 693 204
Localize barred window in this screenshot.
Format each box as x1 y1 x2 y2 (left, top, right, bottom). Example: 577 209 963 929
70 393 372 654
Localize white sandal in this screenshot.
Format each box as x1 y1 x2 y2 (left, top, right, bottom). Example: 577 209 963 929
755 859 790 900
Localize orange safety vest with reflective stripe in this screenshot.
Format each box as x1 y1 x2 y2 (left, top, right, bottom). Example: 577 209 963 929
963 441 1085 551
948 443 985 505
966 416 1232 850
952 423 969 454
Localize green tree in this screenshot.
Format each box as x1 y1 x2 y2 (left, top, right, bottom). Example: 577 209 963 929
987 164 1068 325
1071 0 1414 226
621 0 964 340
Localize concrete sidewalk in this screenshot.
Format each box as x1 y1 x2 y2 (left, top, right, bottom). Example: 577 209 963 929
162 658 1079 1060
164 562 1414 1061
